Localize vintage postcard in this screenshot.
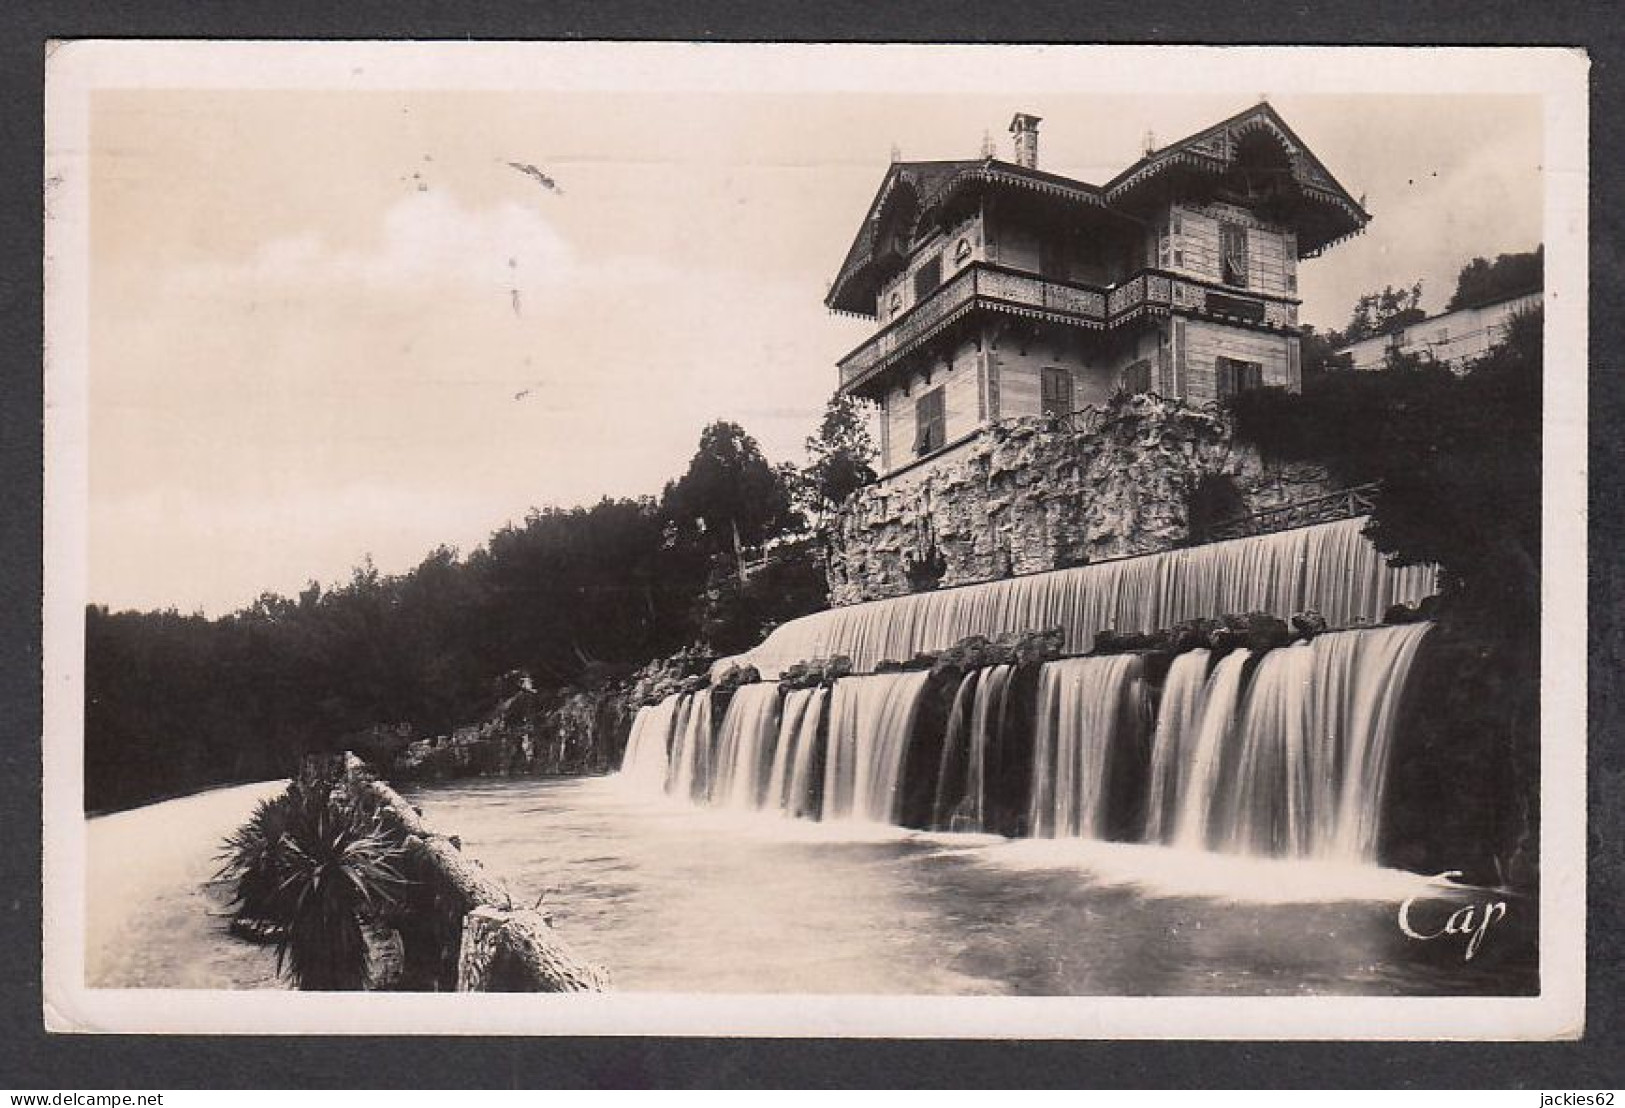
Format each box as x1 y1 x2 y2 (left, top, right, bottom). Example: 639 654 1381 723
41 41 1588 1037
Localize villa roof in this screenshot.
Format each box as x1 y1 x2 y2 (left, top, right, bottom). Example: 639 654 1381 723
826 102 1370 317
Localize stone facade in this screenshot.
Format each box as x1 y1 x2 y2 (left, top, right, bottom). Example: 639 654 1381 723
825 394 1333 606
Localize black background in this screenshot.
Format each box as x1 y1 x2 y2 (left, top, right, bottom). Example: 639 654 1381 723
2 1 1621 1089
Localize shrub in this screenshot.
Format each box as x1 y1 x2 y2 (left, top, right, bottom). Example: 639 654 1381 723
219 785 409 990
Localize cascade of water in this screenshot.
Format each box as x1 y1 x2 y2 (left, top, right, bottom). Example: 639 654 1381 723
1191 623 1432 862
1169 649 1254 850
823 671 933 824
959 665 1014 833
1319 624 1433 861
619 694 682 793
1216 643 1317 857
1028 656 1146 839
710 684 785 810
665 691 715 803
930 669 982 830
715 516 1436 679
662 693 693 796
764 687 814 813
782 686 829 819
1142 648 1212 843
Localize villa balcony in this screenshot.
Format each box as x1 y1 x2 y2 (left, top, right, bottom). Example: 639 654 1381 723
837 263 1299 395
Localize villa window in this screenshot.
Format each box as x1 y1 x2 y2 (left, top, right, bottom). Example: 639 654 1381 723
1122 360 1153 396
1040 367 1074 418
914 385 946 456
1220 222 1249 287
913 253 943 299
1215 356 1263 399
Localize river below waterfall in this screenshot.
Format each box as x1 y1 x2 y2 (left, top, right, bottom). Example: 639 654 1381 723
403 775 1536 996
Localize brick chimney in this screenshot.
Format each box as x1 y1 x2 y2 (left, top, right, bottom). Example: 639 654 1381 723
1009 113 1042 169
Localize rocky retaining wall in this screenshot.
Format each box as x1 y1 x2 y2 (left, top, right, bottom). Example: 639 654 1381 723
827 395 1333 605
342 755 610 992
381 682 636 784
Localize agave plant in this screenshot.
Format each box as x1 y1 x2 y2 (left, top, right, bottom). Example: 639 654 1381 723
216 789 302 926
220 785 409 990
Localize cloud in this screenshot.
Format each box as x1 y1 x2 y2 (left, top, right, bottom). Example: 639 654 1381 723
231 189 578 297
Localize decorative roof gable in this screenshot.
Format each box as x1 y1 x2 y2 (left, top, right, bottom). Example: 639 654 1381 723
827 104 1369 316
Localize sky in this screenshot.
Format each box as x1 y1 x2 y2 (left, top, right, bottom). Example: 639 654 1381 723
85 82 1544 615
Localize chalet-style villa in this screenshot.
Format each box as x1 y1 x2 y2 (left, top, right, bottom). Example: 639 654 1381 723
828 103 1370 479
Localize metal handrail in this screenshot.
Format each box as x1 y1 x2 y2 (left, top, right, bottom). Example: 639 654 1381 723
1206 482 1382 542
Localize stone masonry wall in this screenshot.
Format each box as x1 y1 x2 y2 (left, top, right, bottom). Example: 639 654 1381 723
826 394 1332 606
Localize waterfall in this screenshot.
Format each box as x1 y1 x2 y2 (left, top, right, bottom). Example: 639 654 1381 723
1315 624 1432 861
933 665 1014 832
632 625 1434 871
823 671 933 824
1169 649 1253 850
782 687 829 819
1029 656 1147 839
1188 624 1432 862
1216 643 1318 857
764 687 812 813
931 670 981 830
1142 648 1211 843
665 691 715 803
710 684 785 810
619 694 681 793
715 516 1435 679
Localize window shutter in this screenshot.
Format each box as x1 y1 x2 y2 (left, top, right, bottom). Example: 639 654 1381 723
1041 367 1072 417
915 386 946 455
1216 357 1236 400
1221 222 1249 288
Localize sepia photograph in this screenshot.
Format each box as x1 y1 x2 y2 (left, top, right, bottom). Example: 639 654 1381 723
41 41 1588 1038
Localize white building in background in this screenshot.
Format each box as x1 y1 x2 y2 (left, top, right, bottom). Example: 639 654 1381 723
1333 288 1542 373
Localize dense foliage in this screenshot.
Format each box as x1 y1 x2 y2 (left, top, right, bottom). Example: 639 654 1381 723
1341 281 1426 343
1231 307 1541 620
1232 308 1544 887
1446 245 1543 311
87 420 828 812
218 781 409 990
799 390 879 519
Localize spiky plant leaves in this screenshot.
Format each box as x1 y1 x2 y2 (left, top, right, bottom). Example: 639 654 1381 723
219 784 410 990
266 790 409 990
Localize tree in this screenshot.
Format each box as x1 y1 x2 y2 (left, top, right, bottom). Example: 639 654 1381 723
1229 306 1543 621
1446 245 1543 311
1298 324 1353 386
1343 281 1426 343
661 421 800 555
800 390 879 518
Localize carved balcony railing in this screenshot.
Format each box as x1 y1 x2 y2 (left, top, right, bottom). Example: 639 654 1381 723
838 263 1298 393
1206 482 1382 543
838 263 1108 390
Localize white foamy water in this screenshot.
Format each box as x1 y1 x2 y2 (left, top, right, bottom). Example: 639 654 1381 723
716 516 1435 679
408 776 1533 996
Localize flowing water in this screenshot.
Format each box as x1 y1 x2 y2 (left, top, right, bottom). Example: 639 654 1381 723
717 516 1436 679
519 619 1533 995
403 775 1535 995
